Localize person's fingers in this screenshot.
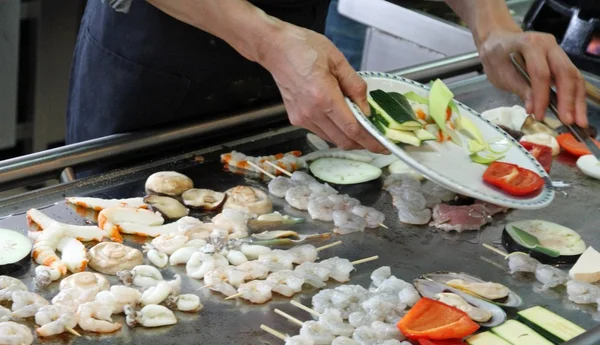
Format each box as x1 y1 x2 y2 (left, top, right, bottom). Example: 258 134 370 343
307 127 334 146
330 52 371 116
547 47 578 125
312 116 361 150
574 76 588 128
518 37 552 120
326 102 386 153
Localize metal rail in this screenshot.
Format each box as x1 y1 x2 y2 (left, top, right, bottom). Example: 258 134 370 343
0 52 483 189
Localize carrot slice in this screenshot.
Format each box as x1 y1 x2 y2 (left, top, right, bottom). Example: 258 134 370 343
397 298 479 340
446 106 452 121
416 109 427 120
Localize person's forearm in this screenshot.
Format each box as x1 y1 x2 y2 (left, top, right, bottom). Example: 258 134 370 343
443 0 521 47
145 0 284 63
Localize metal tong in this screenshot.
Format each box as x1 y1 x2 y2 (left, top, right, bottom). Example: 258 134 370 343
509 51 600 160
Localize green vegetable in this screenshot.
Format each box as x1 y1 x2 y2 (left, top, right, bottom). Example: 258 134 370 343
379 126 422 147
368 90 422 129
507 226 561 258
518 306 586 344
414 128 437 141
492 320 554 345
429 79 462 146
403 91 429 104
469 152 504 165
467 332 512 345
457 115 485 145
468 140 486 153
309 158 382 185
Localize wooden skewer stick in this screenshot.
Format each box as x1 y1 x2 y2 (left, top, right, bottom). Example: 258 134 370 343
66 327 81 337
260 324 287 341
351 255 379 265
316 240 342 252
482 243 509 258
264 160 293 177
274 308 305 327
290 300 321 317
224 292 242 300
246 161 276 179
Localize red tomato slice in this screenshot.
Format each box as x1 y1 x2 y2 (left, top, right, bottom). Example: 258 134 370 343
556 133 600 157
482 162 545 196
521 141 553 173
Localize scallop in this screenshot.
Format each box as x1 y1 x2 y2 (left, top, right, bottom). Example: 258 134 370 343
143 195 189 220
421 271 522 307
181 189 227 210
145 171 193 196
413 279 506 327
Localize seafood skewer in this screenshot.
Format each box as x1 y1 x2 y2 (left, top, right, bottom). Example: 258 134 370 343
35 305 81 337
224 256 379 302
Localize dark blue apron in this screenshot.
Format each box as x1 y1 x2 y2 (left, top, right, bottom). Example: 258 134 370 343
66 0 331 144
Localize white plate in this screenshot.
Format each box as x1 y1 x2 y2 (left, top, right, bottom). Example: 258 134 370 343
346 72 554 210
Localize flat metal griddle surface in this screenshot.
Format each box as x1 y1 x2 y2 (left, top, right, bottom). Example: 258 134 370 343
1 77 599 344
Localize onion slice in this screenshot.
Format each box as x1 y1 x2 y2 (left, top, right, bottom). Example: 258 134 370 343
0 229 32 275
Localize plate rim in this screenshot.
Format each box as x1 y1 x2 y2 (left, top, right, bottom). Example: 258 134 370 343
347 71 555 210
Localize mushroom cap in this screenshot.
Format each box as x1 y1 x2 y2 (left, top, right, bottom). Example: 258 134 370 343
145 171 193 196
59 272 110 294
88 242 144 275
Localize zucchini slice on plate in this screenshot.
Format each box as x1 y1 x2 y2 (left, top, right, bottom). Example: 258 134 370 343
368 90 422 130
518 306 585 344
372 117 422 147
467 331 512 345
309 158 382 185
492 320 554 345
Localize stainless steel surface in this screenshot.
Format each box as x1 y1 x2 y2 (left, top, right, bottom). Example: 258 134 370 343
390 52 482 82
59 167 76 184
0 0 19 150
0 103 286 189
510 51 600 160
0 75 599 344
564 324 600 345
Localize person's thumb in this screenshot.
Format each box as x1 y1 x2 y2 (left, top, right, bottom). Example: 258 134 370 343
331 56 370 116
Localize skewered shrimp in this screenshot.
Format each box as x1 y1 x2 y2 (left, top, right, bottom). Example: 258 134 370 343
118 265 164 288
318 309 354 337
295 262 329 288
52 288 94 313
56 236 88 273
125 304 177 328
535 265 570 290
0 306 11 322
286 185 312 210
398 285 420 307
237 280 274 304
77 301 121 333
306 182 338 199
307 196 337 221
0 321 33 345
241 244 272 260
33 266 61 289
291 171 318 184
0 276 27 300
140 281 173 306
320 257 355 283
286 335 315 345
370 266 392 288
371 320 404 341
269 176 295 198
147 249 169 268
566 280 600 304
333 211 366 235
396 205 432 225
186 253 229 279
266 270 305 297
60 272 110 296
95 285 142 314
11 291 49 318
507 252 541 274
332 336 357 345
327 195 360 211
351 205 385 229
226 250 248 265
149 233 188 255
31 223 67 275
204 268 238 297
35 305 78 337
259 250 296 271
212 209 251 234
289 244 319 264
348 312 376 328
237 261 271 280
299 320 336 345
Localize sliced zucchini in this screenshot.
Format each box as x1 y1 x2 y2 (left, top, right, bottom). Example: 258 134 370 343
518 306 585 344
429 79 454 134
492 320 554 345
469 152 504 166
381 127 421 147
414 129 437 141
309 158 382 185
467 331 512 345
403 91 429 104
368 90 422 129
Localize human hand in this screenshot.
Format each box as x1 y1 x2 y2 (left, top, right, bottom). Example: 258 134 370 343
478 29 587 127
258 25 386 152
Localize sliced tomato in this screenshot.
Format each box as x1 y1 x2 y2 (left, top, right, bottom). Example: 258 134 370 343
521 141 553 173
397 298 479 340
556 133 600 157
418 340 467 345
482 162 545 196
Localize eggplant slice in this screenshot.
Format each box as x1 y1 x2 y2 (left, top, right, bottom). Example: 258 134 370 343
181 189 227 211
0 229 32 276
144 195 189 220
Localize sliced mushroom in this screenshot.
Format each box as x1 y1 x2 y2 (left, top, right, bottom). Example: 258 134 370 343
181 189 226 210
87 242 144 275
145 171 193 196
223 186 273 215
143 195 189 220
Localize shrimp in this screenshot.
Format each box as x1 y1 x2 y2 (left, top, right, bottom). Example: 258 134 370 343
0 306 11 322
11 291 49 318
0 321 33 345
396 205 432 225
31 223 67 275
258 249 295 271
95 286 142 314
370 267 392 288
266 270 305 297
351 205 385 229
238 280 273 304
288 244 319 264
300 320 336 345
125 304 177 328
286 335 316 345
204 268 238 297
307 196 337 222
240 244 272 260
60 272 110 296
52 288 95 313
140 281 173 306
291 171 318 184
332 336 357 345
295 262 329 288
535 265 569 290
77 301 121 333
286 185 312 210
56 236 88 273
333 211 367 235
33 266 61 289
268 176 295 198
327 195 360 212
169 246 198 266
508 252 541 274
320 257 355 283
117 265 164 288
147 249 169 268
34 305 78 337
318 309 355 337
0 276 27 301
566 280 600 305
237 261 270 280
149 233 188 255
226 250 248 266
186 253 229 279
171 294 203 312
